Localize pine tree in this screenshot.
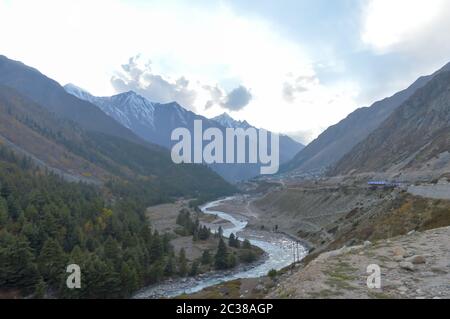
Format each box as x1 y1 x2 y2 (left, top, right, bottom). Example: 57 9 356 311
149 231 163 261
164 253 176 276
120 262 139 297
7 196 23 221
82 255 121 298
214 238 229 270
104 236 122 269
0 197 8 226
189 261 199 277
178 248 188 277
0 233 39 292
228 233 240 248
201 250 212 265
227 253 237 268
34 277 46 299
198 226 210 240
192 229 199 242
242 239 252 250
234 237 240 248
148 261 165 284
229 233 236 247
217 226 224 238
38 238 67 287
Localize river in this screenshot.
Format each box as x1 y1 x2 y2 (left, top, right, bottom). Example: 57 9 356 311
133 197 308 299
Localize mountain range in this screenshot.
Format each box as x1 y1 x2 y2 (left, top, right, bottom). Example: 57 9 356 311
2 53 448 186
64 85 304 182
283 61 450 177
0 55 235 203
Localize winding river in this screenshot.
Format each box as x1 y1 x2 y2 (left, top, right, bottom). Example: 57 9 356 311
133 197 308 299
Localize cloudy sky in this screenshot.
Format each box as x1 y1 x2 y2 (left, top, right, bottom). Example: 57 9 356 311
1 0 450 143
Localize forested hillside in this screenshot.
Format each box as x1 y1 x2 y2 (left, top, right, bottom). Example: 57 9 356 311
0 146 193 298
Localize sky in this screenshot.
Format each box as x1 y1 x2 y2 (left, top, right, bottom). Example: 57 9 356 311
1 0 450 144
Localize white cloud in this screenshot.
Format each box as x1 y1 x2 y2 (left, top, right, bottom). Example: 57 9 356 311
0 0 361 143
111 56 199 111
361 0 448 53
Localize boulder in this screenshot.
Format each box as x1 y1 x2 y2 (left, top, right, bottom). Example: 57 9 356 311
399 261 415 271
406 255 426 265
392 246 406 257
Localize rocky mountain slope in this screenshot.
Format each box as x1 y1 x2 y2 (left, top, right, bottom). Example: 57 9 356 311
331 71 450 179
283 61 450 175
0 55 145 146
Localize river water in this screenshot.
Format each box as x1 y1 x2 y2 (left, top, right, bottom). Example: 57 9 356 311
133 197 308 299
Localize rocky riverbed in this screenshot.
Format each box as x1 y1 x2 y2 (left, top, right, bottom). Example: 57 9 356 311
133 197 308 299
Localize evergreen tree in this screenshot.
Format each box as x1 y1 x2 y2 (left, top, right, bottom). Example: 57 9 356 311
147 261 165 284
38 238 67 287
198 226 210 240
189 261 199 277
217 226 224 238
149 231 163 261
164 253 176 276
201 250 212 265
214 238 229 270
228 233 236 247
0 232 39 292
7 195 23 221
0 197 8 226
178 248 188 277
103 236 122 269
81 255 121 298
228 233 240 248
192 229 199 242
227 253 237 268
238 249 257 263
242 239 252 250
120 262 139 297
234 237 240 248
34 277 46 299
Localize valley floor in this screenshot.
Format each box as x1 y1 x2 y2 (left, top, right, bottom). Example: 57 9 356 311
181 178 450 299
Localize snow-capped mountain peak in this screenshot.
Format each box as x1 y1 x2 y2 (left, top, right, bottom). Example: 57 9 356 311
212 112 251 129
64 83 96 103
110 91 155 112
65 86 156 131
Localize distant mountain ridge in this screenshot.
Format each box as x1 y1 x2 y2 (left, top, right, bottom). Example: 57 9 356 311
212 112 251 129
210 112 304 165
65 85 304 182
283 61 450 175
